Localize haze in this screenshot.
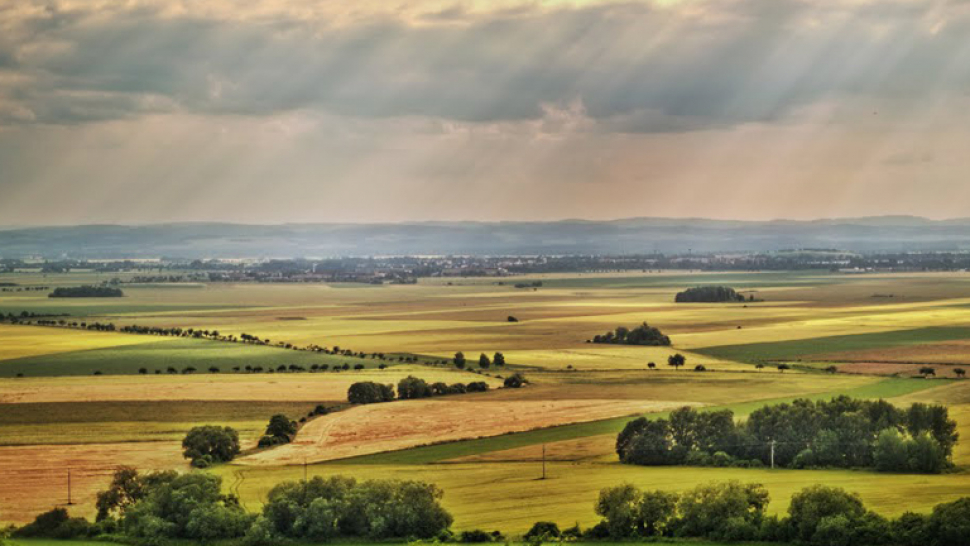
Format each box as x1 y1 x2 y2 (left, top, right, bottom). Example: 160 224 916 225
2 0 970 225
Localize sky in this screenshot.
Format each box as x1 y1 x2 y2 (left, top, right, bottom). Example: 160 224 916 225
1 0 970 225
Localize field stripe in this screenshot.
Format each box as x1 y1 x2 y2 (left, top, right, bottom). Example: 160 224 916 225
329 377 940 465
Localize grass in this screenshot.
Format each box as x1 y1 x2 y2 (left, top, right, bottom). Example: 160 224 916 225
695 326 970 364
0 337 381 377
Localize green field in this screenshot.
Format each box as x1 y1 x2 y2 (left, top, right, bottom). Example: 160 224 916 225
697 326 970 364
0 337 381 377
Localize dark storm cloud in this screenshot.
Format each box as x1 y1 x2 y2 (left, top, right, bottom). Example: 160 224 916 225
2 0 970 130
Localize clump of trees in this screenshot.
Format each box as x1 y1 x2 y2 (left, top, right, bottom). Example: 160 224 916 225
675 286 749 303
617 397 957 473
182 425 241 468
504 373 527 388
248 476 452 543
257 414 298 448
581 481 970 546
348 381 396 404
591 322 671 346
350 377 492 404
49 286 124 298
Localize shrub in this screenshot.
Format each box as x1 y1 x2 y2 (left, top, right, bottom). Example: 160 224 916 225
13 508 93 539
466 381 489 393
524 521 561 540
711 451 733 467
504 373 527 388
595 484 641 538
675 481 769 538
460 529 494 542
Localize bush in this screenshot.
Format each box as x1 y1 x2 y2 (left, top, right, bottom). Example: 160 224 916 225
14 508 93 539
460 529 494 542
466 381 490 393
891 512 930 546
711 451 733 467
182 425 241 465
504 373 527 388
524 521 560 540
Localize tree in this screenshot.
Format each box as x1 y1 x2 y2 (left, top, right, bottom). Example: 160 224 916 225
478 353 491 369
398 376 432 399
667 353 686 370
348 382 395 404
675 481 769 538
825 365 839 374
638 490 679 537
873 428 910 472
493 352 506 367
265 414 297 440
777 364 791 373
919 366 936 378
788 485 865 542
927 497 970 546
454 352 466 369
954 368 966 379
95 467 178 521
182 426 241 467
755 363 765 371
595 484 641 538
507 316 518 322
908 432 946 474
647 362 656 370
524 522 560 541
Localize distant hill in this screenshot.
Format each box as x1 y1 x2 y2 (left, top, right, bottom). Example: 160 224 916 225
3 217 970 258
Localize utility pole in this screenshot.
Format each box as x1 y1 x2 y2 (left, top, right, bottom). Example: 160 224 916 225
770 440 776 470
67 469 74 505
541 444 547 480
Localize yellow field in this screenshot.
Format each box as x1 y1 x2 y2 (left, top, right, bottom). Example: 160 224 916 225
0 324 165 361
4 270 970 529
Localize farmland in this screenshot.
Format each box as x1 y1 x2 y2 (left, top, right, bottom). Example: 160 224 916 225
2 270 970 534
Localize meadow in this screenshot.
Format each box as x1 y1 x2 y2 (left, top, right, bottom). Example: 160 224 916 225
2 269 970 534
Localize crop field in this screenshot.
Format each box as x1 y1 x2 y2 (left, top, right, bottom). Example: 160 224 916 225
2 270 970 532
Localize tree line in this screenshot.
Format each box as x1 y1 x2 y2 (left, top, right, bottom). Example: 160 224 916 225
675 285 750 303
14 469 453 544
617 397 958 473
12 470 969 546
576 481 968 546
589 322 671 346
49 285 124 298
348 375 511 405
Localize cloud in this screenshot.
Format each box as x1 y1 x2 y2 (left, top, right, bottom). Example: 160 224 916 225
1 0 969 131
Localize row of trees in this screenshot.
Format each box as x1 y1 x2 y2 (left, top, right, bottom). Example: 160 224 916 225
590 322 671 346
453 352 506 369
584 481 969 546
674 285 749 303
617 397 958 473
17 469 453 544
349 375 500 404
49 285 124 298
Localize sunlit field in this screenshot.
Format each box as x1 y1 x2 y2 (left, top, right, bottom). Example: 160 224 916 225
2 270 970 531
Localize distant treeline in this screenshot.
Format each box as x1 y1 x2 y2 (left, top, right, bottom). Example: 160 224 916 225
49 285 124 298
675 286 749 303
590 322 671 346
617 397 957 473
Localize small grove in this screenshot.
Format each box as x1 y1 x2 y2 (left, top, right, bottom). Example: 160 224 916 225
589 322 671 346
675 285 751 303
347 373 527 405
10 470 970 546
617 396 958 473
